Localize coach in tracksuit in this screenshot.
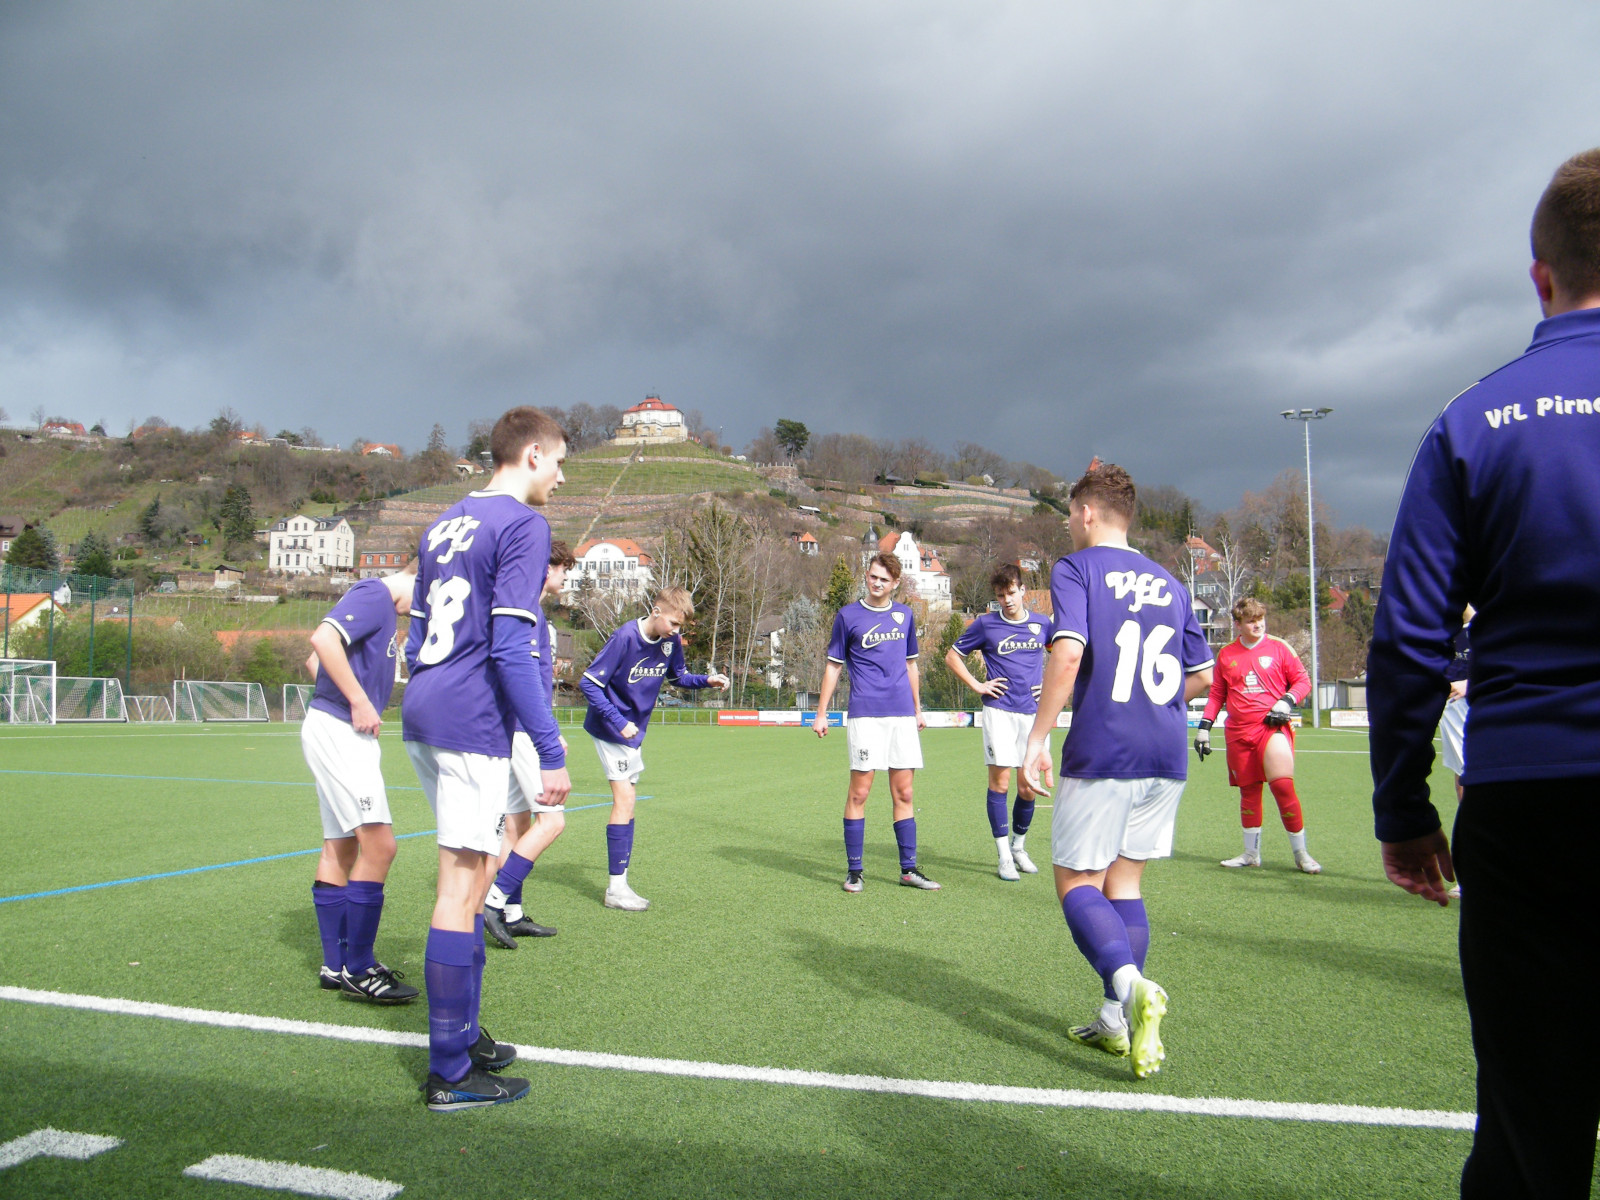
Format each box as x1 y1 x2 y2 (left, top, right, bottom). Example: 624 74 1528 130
1370 147 1600 1199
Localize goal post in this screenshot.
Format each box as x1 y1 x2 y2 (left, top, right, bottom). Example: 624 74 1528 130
127 695 176 723
282 683 315 722
55 676 128 722
0 659 56 724
173 680 270 722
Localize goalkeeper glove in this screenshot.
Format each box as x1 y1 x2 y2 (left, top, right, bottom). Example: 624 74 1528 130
1194 719 1213 761
1264 697 1294 727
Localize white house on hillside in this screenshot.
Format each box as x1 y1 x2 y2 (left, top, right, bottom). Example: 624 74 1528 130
269 515 354 575
562 537 656 600
863 528 952 614
611 396 689 446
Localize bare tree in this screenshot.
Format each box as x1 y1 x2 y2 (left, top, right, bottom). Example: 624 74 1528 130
1213 532 1253 633
571 575 639 639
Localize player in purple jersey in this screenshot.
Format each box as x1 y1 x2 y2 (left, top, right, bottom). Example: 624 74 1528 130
581 586 729 911
814 552 939 892
946 563 1053 881
302 563 419 1006
402 406 571 1112
1023 464 1213 1080
483 540 577 947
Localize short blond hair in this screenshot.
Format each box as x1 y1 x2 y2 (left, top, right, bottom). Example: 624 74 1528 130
653 586 695 619
1232 597 1266 624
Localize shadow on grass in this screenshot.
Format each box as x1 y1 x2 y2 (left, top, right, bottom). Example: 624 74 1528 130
784 929 1131 1083
1183 926 1463 1000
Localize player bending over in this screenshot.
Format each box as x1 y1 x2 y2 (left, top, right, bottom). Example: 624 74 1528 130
1195 597 1320 873
945 563 1053 880
483 540 577 948
302 561 420 1005
814 552 940 893
1023 463 1213 1080
580 587 729 911
403 406 571 1111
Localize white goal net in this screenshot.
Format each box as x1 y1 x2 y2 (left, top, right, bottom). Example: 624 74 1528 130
173 680 270 722
0 659 56 724
55 676 128 722
282 683 315 722
127 694 176 722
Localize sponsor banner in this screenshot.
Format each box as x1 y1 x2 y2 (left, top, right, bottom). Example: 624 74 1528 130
1330 709 1370 728
921 711 974 729
716 710 761 726
801 711 845 728
759 710 806 726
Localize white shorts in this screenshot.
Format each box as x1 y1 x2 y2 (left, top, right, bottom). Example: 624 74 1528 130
1439 696 1468 777
982 707 1047 768
405 740 509 854
845 715 923 772
506 731 567 814
592 736 645 784
301 706 392 839
1051 776 1187 872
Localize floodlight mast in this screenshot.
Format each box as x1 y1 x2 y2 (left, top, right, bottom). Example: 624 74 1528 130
1280 407 1333 728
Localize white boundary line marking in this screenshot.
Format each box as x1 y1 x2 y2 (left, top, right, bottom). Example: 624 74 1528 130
0 986 1474 1132
0 1127 123 1169
183 1154 402 1199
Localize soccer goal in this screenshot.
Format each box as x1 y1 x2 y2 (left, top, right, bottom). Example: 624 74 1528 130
0 659 56 724
127 694 176 723
55 676 128 722
282 683 315 722
173 680 270 722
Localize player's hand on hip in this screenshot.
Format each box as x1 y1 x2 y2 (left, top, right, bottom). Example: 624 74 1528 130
1447 679 1468 702
812 714 828 737
539 767 572 809
351 698 382 737
1380 830 1456 907
976 678 1008 698
1194 720 1212 761
619 721 639 740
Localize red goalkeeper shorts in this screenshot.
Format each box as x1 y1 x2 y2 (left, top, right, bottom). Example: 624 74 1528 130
1225 720 1295 788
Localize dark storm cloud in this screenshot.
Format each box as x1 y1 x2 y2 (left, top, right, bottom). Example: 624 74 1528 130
5 1 1600 528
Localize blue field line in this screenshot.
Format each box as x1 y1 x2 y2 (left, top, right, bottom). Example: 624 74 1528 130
0 796 645 905
0 768 618 796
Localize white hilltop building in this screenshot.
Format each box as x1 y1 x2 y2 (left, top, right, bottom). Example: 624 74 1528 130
562 537 656 601
611 395 689 446
863 527 952 614
268 514 354 575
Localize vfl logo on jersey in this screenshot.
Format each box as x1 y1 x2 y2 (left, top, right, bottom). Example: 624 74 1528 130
1028 623 1042 635
892 612 905 625
386 635 398 660
856 747 871 763
428 515 481 564
628 659 670 685
1258 655 1274 669
661 643 672 656
1105 570 1172 612
995 634 1045 656
861 622 906 648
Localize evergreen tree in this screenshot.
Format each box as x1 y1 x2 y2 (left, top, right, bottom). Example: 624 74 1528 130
73 531 116 579
774 418 810 460
138 495 163 543
5 525 58 571
219 485 255 545
823 556 856 613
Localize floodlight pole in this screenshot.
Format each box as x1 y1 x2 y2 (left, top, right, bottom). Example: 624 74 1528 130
1281 408 1333 729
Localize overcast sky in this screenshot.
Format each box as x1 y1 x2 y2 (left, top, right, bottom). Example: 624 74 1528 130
5 2 1600 530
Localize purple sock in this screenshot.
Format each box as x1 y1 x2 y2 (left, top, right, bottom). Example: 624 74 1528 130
1012 795 1036 835
1106 897 1149 1000
312 882 347 972
606 821 634 875
985 790 1010 838
843 818 865 871
343 880 384 975
494 851 535 900
424 927 477 1081
469 915 485 1044
1061 887 1135 994
893 817 917 871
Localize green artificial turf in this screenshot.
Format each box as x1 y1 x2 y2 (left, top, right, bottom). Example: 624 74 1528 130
0 722 1503 1196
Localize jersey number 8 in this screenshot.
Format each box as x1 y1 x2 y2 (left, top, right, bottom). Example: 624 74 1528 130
417 576 473 666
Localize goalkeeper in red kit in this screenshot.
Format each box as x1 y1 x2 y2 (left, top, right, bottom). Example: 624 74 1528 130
1194 597 1320 873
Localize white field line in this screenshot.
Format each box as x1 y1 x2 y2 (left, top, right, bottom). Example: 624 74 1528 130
0 1127 123 1169
0 986 1474 1132
183 1154 402 1199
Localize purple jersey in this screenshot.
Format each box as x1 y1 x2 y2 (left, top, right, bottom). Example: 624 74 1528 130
402 491 551 758
826 600 919 718
310 577 399 723
581 618 711 748
952 609 1053 715
1050 546 1213 780
512 616 557 736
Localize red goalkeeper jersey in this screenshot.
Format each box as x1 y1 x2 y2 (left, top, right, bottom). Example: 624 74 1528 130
1203 635 1311 729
